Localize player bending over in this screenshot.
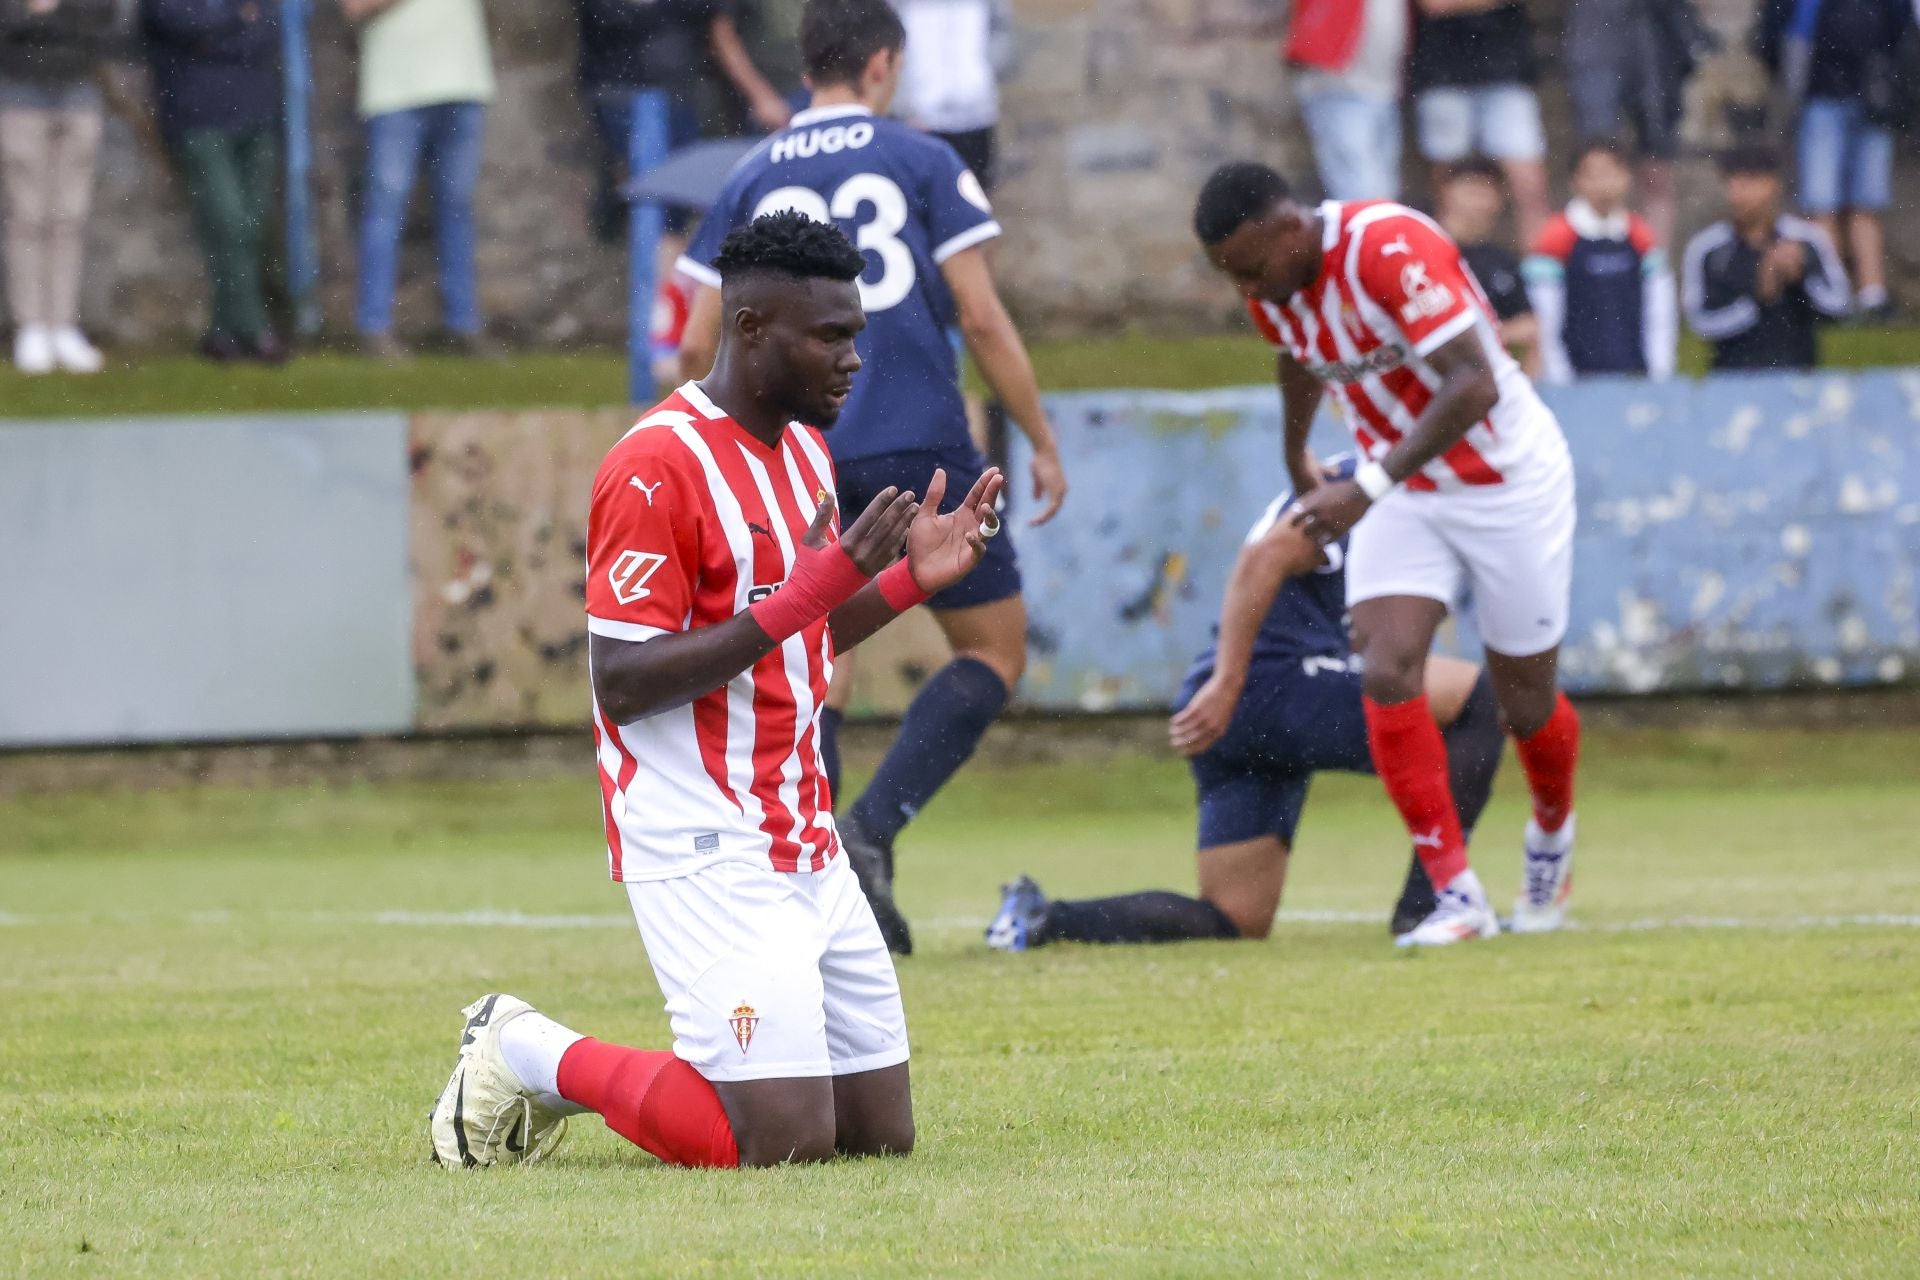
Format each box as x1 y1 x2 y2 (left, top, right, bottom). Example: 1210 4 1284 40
985 464 1505 951
428 212 1002 1169
678 0 1068 956
1193 163 1582 948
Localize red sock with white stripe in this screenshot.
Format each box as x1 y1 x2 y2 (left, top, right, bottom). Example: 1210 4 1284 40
1365 693 1470 888
556 1038 739 1168
1513 692 1579 834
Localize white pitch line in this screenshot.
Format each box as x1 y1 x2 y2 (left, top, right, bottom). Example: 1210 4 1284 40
4 908 1920 932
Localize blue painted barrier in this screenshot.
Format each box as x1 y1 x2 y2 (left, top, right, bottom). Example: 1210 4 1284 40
1007 372 1920 708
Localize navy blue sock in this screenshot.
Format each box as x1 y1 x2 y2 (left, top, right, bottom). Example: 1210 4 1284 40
850 656 1008 843
1042 893 1241 945
819 706 844 806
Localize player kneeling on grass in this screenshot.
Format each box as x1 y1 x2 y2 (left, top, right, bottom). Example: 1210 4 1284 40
987 461 1505 952
429 212 1003 1169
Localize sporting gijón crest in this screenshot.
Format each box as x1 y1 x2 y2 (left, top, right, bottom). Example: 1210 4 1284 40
729 1002 760 1054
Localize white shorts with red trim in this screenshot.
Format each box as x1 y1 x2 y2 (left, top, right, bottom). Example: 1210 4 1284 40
1346 459 1576 657
625 853 910 1083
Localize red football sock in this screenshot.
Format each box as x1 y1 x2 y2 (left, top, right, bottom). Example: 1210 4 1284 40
1514 691 1580 834
1365 693 1469 887
556 1038 739 1168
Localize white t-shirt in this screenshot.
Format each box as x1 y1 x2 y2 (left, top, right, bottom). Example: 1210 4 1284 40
895 0 1002 134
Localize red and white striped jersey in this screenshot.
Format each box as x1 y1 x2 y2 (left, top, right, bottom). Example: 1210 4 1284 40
585 382 842 882
1250 200 1570 493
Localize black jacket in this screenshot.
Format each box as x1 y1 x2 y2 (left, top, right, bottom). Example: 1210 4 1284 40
139 0 280 139
0 0 130 86
1755 0 1912 102
1682 216 1851 372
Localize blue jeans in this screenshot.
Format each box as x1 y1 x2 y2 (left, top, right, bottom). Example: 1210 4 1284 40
588 91 702 236
1296 89 1401 201
1798 97 1892 214
356 101 486 336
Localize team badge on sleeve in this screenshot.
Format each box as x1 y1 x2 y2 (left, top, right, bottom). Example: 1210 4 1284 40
729 1002 760 1054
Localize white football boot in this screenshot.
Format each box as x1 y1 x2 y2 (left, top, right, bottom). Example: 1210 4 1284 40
428 994 569 1168
1395 868 1500 948
1510 814 1576 934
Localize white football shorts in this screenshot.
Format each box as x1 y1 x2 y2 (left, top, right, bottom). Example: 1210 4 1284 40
1345 459 1576 657
625 851 910 1084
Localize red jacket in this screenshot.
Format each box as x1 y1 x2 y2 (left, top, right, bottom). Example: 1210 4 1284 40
1284 0 1362 70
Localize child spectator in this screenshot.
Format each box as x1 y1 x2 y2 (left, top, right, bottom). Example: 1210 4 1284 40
1407 0 1549 246
1524 141 1676 384
0 0 124 374
141 0 287 364
1683 145 1850 372
1563 0 1716 254
1435 157 1537 376
1284 0 1407 201
344 0 496 360
1755 0 1913 322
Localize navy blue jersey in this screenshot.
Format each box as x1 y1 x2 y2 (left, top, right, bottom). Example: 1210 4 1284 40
1185 464 1356 684
679 104 1001 463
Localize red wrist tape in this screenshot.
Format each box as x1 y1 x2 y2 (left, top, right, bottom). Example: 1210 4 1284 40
749 543 870 643
876 560 930 612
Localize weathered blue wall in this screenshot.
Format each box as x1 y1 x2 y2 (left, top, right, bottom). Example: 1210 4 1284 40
1010 372 1920 710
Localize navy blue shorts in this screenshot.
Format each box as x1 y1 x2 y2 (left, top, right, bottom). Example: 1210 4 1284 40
835 445 1021 611
1177 657 1372 849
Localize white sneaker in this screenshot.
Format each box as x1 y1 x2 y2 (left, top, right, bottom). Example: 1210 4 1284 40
13 324 54 375
50 326 104 374
1396 868 1500 948
428 994 569 1168
1511 814 1576 934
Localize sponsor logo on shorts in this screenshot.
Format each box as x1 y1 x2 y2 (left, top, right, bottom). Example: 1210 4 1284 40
730 1002 760 1054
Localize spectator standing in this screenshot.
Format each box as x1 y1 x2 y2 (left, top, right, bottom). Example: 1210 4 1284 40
1564 0 1715 254
1435 156 1537 376
1283 0 1407 201
575 0 790 244
1407 0 1549 246
894 0 1008 189
141 0 286 363
0 0 123 374
1524 142 1677 385
344 0 495 359
1755 0 1913 321
1683 145 1850 372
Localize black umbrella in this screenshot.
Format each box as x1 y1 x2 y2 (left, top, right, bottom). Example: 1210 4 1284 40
622 138 762 212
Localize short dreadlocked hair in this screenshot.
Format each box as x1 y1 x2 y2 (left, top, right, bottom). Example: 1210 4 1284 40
711 210 866 286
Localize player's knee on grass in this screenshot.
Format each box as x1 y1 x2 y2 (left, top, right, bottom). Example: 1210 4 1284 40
838 1113 915 1159
1208 892 1272 940
719 1079 840 1167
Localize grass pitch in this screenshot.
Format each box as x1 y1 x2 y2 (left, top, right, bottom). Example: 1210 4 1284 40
3 723 1918 1277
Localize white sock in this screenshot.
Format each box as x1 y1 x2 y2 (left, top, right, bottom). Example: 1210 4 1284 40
498 1011 590 1114
1858 284 1888 309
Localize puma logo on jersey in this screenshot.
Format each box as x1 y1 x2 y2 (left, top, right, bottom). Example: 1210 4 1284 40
609 550 668 605
1382 235 1413 257
747 522 775 540
629 476 663 505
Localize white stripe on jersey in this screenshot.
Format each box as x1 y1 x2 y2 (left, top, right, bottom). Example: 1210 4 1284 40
736 440 821 867
780 435 842 822
672 422 774 853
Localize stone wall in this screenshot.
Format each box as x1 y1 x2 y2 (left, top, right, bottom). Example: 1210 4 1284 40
44 0 1920 348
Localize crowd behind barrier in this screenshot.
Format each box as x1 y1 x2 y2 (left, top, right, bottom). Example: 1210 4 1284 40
0 0 1916 376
